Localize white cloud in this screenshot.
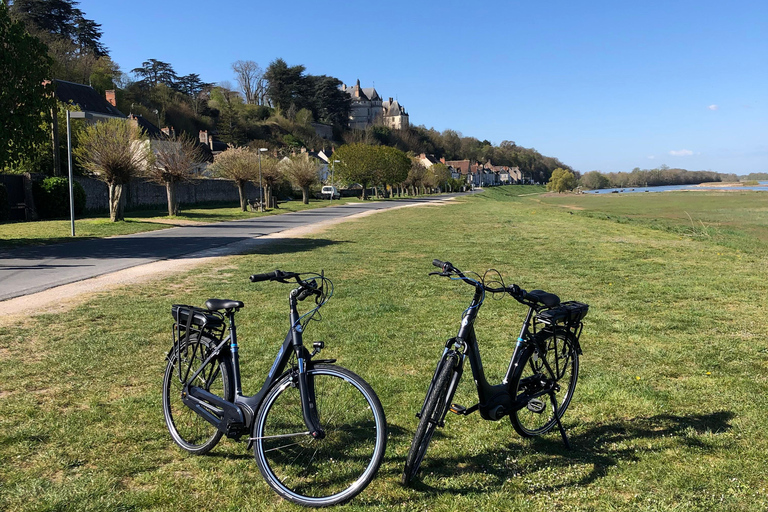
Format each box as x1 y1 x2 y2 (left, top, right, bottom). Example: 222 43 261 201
708 104 719 110
669 149 694 156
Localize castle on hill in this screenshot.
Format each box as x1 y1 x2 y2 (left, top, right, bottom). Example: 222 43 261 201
340 80 409 130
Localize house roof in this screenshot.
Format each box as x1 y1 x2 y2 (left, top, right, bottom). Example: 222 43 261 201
54 79 124 117
127 114 164 139
444 160 471 174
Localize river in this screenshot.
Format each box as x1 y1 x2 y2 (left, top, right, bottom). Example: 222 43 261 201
587 181 768 194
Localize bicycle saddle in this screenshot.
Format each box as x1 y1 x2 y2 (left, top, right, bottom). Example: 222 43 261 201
205 299 244 311
524 290 560 307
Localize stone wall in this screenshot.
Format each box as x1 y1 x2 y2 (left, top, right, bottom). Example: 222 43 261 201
74 176 261 211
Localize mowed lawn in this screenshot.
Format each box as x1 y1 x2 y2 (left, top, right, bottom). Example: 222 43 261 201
1 186 766 511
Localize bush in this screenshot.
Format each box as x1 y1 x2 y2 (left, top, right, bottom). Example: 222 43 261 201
32 177 86 219
0 183 8 221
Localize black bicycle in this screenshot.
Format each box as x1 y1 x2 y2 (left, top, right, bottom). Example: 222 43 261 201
402 259 588 485
162 270 387 507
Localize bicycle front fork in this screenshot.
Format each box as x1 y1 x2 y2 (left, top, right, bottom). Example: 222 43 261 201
295 356 325 439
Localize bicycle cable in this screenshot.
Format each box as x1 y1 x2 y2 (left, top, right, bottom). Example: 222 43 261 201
292 272 334 331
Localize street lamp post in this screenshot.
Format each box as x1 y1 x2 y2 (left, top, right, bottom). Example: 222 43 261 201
331 159 340 203
258 147 267 211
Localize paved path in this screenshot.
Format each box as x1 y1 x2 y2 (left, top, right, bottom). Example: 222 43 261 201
0 195 467 301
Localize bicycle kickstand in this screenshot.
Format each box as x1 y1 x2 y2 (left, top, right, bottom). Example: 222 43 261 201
548 391 571 450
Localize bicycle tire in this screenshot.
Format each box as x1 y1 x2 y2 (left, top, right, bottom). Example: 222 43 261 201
253 364 387 507
509 328 579 437
402 352 458 486
162 334 232 454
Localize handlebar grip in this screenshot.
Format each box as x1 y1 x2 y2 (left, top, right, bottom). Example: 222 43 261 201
432 259 445 269
250 270 279 282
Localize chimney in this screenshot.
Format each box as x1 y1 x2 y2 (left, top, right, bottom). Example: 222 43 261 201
440 157 446 164
199 130 208 144
161 127 170 136
105 90 116 107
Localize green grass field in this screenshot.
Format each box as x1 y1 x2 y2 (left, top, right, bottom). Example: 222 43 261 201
1 186 766 511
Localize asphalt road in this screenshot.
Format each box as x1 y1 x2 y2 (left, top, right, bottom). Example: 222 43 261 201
0 195 467 301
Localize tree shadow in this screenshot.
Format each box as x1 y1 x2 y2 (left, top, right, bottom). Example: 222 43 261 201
405 411 735 495
1 237 348 262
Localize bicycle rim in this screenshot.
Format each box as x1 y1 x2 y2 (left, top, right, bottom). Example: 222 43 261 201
254 365 386 507
162 337 230 453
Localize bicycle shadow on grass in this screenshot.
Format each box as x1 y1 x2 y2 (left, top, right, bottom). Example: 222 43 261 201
407 411 735 495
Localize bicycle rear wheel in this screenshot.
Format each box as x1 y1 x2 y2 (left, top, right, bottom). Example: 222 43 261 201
162 334 232 454
253 364 387 507
510 328 579 437
402 352 458 486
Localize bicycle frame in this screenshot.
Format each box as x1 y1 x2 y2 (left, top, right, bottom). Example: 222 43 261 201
428 283 553 423
180 287 326 441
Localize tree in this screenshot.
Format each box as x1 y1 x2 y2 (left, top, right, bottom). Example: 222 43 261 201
209 85 245 145
406 159 428 195
74 118 150 221
131 58 177 88
0 2 54 170
431 163 451 191
547 167 576 193
232 60 263 105
264 58 308 111
580 170 609 190
306 74 351 128
333 143 379 200
209 146 258 211
257 154 281 207
281 153 319 204
377 146 410 197
144 134 203 216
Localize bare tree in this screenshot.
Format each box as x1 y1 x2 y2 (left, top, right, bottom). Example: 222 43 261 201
257 155 282 208
209 146 258 211
144 134 203 216
75 118 150 221
281 154 320 204
232 60 263 105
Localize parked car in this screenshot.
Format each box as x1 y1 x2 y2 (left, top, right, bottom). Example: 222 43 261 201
321 186 340 199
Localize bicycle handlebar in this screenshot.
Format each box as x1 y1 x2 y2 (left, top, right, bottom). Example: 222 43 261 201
249 270 299 283
250 270 324 302
430 258 528 302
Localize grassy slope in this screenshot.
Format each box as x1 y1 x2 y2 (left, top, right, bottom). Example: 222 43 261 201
1 186 766 511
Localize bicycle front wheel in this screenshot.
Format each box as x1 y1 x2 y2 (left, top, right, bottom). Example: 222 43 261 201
510 328 579 437
162 334 232 454
253 364 387 507
402 352 458 486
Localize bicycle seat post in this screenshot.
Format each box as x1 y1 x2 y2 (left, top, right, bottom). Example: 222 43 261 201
226 309 243 396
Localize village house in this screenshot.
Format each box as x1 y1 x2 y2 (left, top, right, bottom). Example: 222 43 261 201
440 157 522 187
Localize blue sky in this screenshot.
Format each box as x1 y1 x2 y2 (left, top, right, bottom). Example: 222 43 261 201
80 0 767 174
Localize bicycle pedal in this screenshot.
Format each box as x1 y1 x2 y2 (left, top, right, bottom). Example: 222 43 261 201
527 399 546 413
449 403 467 415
